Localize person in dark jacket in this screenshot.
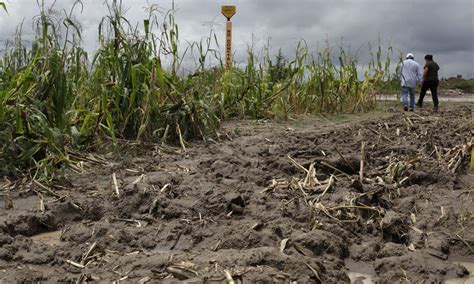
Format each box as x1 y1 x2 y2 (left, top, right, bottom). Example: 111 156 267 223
417 54 440 112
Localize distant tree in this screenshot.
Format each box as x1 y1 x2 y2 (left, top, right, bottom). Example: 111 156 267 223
269 49 289 83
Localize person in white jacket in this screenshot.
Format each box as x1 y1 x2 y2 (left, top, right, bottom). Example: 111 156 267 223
399 53 422 111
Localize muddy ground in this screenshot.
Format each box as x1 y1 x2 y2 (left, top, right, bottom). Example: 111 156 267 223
442 90 474 97
1 102 473 283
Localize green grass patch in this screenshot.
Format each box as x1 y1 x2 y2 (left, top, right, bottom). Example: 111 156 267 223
451 79 474 92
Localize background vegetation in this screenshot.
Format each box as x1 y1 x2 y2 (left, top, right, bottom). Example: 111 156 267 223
441 78 474 93
0 0 396 180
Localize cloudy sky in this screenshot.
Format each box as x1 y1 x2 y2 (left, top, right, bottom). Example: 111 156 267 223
0 0 473 78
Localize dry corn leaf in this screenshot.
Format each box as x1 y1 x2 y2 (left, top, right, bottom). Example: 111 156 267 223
280 238 290 252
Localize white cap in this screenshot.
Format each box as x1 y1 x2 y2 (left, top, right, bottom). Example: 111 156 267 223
406 53 414 59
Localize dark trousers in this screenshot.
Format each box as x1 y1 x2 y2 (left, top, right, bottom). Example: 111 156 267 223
418 80 439 108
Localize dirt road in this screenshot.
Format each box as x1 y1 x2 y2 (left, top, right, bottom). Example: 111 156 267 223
1 103 473 283
379 92 474 103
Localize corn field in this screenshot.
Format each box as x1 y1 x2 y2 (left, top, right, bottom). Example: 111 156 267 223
0 0 396 179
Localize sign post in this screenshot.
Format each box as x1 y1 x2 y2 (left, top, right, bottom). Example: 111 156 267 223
221 5 236 70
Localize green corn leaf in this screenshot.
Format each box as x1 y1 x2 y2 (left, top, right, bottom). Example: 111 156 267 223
144 19 150 38
64 18 82 39
0 2 8 14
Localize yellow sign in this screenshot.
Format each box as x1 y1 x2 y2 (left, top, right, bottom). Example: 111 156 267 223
221 5 236 69
221 5 236 20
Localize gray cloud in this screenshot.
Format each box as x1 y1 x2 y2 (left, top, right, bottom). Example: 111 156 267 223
1 0 473 78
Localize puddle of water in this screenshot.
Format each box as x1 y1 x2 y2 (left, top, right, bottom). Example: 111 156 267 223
345 259 375 284
347 272 374 284
459 262 474 273
444 260 474 284
30 231 62 245
0 196 40 211
345 258 474 284
149 248 175 254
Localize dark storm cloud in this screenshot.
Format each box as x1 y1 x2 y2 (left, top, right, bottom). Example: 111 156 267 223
1 0 473 77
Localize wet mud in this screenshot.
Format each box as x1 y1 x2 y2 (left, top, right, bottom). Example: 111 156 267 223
1 104 473 283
